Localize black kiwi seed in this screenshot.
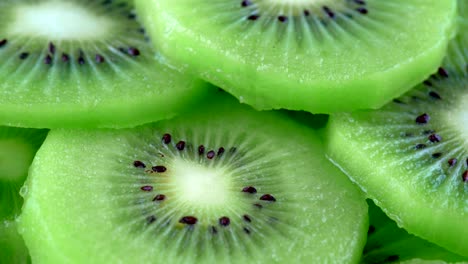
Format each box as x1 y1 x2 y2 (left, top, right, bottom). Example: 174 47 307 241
217 147 225 156
140 185 153 192
303 10 310 16
415 144 426 150
429 91 442 99
260 194 276 202
393 99 405 104
367 225 376 235
356 7 368 14
242 186 257 194
211 226 218 234
152 194 166 201
78 56 85 65
322 6 335 18
354 0 366 4
198 145 205 155
415 113 430 124
19 52 29 60
133 160 146 168
61 53 70 63
241 0 252 7
127 47 140 57
437 67 449 78
219 216 230 226
179 216 198 225
462 171 468 182
0 39 7 47
128 13 136 20
277 15 288 22
243 227 251 234
432 153 442 159
428 134 442 142
146 215 156 224
176 141 185 150
95 54 105 64
151 165 167 173
44 55 53 65
49 42 56 54
448 158 457 167
253 203 263 209
207 150 215 159
247 14 260 21
243 214 252 223
162 133 171 144
423 80 433 86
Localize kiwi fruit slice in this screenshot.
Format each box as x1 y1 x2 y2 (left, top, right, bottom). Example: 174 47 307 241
0 0 212 128
363 200 467 264
18 94 368 263
135 0 456 113
326 19 468 256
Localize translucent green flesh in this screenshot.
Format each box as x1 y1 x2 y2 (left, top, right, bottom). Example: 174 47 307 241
136 0 456 113
363 200 467 264
19 95 368 263
326 33 468 256
0 0 212 128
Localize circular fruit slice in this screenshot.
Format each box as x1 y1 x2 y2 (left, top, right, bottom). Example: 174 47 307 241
326 22 468 256
18 95 368 263
135 0 456 113
0 0 211 128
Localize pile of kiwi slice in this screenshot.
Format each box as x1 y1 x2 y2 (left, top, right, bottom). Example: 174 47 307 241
1 0 466 263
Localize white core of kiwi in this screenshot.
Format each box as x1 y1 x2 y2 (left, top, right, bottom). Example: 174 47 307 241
170 159 232 207
8 1 114 40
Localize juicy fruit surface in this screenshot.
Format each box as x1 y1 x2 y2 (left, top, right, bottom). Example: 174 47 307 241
363 200 467 264
0 0 211 128
326 30 468 256
18 95 368 263
136 0 456 113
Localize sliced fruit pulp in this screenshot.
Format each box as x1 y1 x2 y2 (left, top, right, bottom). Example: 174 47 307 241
326 31 468 256
18 94 368 263
136 0 456 113
0 0 212 128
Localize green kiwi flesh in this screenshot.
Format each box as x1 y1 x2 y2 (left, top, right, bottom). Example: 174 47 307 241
363 200 467 264
18 94 368 263
0 0 211 128
326 25 468 256
135 0 456 113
